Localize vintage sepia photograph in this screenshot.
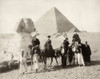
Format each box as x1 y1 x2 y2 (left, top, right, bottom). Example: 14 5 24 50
0 0 100 79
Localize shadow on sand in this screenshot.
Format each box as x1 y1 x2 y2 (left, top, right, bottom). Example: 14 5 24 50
90 60 100 66
0 60 100 74
0 64 19 73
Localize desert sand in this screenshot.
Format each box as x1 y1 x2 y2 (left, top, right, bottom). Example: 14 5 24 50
0 32 100 79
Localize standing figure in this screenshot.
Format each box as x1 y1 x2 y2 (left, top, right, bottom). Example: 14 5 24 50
84 41 91 65
72 42 85 66
28 45 33 70
19 49 27 74
61 36 69 67
68 46 74 65
33 50 39 72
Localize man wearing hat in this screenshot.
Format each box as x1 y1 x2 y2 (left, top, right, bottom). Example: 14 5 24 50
31 35 40 54
61 36 69 67
44 35 53 57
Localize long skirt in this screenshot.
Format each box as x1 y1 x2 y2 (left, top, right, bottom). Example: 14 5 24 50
75 53 85 66
33 54 39 71
19 58 27 74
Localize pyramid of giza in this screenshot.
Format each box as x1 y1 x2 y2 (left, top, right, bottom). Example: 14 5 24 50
35 7 79 35
68 27 80 32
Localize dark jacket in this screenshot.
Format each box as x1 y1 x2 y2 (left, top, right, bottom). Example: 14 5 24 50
44 39 53 50
84 45 91 56
63 39 69 50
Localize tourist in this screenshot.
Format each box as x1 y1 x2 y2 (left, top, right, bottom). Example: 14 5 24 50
84 41 91 65
61 35 69 67
31 35 40 54
33 50 39 72
73 42 85 66
44 35 53 57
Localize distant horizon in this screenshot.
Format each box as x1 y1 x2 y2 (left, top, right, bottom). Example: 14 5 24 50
0 0 100 33
0 31 100 35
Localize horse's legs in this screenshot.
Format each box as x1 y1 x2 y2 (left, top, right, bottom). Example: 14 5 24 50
50 57 53 66
31 60 33 70
30 55 33 70
43 57 47 69
54 57 59 65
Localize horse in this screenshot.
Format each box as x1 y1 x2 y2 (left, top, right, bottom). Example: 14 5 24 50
28 44 61 69
40 48 61 69
71 42 85 66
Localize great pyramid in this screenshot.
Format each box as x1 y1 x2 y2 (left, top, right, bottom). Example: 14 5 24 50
68 27 80 32
35 7 79 35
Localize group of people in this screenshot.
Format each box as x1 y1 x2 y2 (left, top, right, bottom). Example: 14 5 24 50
60 32 91 67
19 32 92 74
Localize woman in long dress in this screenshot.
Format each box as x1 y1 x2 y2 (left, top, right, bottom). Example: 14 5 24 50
72 42 85 66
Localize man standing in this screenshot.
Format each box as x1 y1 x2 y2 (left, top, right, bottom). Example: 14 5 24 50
61 36 69 67
84 41 91 65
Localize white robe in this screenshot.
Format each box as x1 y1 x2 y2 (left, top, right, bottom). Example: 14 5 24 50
19 55 27 74
33 53 39 70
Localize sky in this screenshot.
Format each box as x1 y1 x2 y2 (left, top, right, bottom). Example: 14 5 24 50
0 0 100 33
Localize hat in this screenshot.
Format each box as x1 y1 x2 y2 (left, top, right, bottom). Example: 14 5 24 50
47 35 51 38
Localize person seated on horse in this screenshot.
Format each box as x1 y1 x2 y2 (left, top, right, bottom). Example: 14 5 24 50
44 35 53 49
31 35 40 54
44 35 54 56
72 32 81 44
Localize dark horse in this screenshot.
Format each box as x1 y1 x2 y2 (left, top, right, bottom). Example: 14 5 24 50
28 45 61 69
40 48 61 69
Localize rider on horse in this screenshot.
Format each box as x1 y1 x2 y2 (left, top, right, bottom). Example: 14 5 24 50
72 32 81 45
44 35 54 57
31 35 40 55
